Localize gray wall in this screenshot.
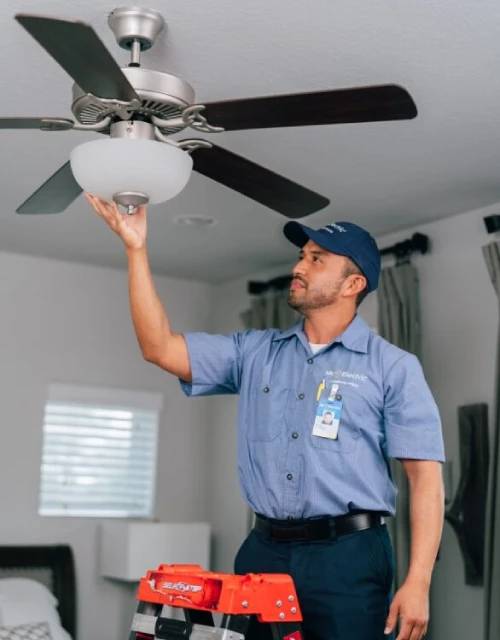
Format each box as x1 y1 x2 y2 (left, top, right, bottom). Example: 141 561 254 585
0 251 214 640
206 202 499 639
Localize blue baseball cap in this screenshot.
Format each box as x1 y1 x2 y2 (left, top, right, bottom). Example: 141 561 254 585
283 221 381 293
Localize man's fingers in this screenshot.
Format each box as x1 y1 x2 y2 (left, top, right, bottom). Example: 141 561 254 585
85 193 107 218
85 193 120 229
384 602 399 635
408 620 427 640
395 619 413 640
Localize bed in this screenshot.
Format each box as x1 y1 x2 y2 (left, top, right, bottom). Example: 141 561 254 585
0 545 76 639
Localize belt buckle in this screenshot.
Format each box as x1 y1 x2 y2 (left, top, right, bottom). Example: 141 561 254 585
271 524 309 540
328 518 337 540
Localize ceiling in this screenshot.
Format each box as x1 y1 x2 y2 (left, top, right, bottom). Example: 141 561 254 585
1 0 500 282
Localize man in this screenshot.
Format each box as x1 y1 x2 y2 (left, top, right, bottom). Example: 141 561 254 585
321 410 334 425
86 194 445 640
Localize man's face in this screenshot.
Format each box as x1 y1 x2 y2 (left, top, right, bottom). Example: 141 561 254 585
288 239 353 312
322 412 333 424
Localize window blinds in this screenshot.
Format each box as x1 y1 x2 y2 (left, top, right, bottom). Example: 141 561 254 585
39 385 161 518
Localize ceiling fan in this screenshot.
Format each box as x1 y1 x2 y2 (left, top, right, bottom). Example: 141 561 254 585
3 7 417 218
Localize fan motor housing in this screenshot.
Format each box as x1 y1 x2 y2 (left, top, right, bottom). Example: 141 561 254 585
71 67 196 134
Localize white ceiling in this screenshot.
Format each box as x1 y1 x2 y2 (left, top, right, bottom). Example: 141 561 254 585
1 0 500 282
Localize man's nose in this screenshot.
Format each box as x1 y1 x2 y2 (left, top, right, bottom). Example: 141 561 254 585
292 260 306 278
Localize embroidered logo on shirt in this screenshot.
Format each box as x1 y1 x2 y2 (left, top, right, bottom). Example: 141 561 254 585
325 369 368 383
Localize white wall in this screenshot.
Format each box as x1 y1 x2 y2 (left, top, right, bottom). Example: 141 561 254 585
0 251 215 640
206 202 500 639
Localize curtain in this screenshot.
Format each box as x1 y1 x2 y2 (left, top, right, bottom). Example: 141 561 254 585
240 287 299 330
377 262 422 590
482 241 500 640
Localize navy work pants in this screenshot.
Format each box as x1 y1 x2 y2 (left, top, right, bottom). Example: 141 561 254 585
234 523 395 640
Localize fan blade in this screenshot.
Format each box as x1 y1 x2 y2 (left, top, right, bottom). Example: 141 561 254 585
0 117 74 131
15 14 139 102
16 161 82 214
188 142 329 218
202 84 417 131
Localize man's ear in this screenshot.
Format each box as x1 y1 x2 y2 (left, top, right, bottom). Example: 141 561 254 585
342 273 367 298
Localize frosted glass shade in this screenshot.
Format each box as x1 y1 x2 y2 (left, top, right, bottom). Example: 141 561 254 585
70 138 193 204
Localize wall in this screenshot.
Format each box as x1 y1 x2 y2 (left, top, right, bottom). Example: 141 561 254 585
206 201 500 640
0 251 214 640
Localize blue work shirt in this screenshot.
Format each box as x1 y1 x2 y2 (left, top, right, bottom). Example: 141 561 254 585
179 314 445 519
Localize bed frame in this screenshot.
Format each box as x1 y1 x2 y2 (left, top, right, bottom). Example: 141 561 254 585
0 545 76 638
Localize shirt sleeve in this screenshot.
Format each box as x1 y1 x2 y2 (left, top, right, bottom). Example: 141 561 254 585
383 353 445 461
178 331 245 396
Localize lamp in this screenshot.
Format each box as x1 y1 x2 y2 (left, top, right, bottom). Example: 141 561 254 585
70 121 193 212
99 521 211 582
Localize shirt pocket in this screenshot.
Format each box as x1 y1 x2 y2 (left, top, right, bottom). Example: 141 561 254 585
309 421 361 453
246 384 289 442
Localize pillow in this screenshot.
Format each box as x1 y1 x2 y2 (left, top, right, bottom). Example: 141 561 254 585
0 582 57 609
0 622 52 640
0 579 70 640
0 601 61 635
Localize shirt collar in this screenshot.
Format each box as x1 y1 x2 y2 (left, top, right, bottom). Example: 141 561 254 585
273 314 370 354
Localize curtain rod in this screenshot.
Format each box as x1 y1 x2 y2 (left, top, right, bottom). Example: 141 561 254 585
247 232 430 294
380 232 429 258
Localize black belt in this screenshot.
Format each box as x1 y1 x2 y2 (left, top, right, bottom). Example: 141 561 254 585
254 511 385 541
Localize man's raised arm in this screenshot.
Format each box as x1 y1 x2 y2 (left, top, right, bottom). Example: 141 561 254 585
85 194 191 382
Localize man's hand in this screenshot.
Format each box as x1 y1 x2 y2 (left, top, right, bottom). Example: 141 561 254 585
384 579 429 640
85 193 147 251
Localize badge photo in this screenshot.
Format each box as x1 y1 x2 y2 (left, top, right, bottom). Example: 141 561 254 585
312 400 341 440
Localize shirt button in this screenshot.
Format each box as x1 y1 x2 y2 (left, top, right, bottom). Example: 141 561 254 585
286 473 293 481
291 432 299 439
263 386 270 393
298 393 305 400
335 393 342 400
307 358 313 364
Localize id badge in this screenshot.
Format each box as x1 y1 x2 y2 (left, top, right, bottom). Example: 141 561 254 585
312 378 343 440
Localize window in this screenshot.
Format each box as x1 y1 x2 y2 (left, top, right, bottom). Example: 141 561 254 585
39 384 162 518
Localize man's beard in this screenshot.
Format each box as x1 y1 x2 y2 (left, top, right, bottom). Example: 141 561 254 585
287 280 342 312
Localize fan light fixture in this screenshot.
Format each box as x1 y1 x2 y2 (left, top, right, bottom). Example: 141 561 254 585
70 136 193 212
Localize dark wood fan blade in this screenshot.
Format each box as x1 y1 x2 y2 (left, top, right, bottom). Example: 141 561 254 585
16 161 82 214
15 14 139 102
202 84 417 131
0 118 74 131
189 142 329 218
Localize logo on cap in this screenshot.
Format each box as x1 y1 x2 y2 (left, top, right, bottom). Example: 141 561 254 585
324 223 347 234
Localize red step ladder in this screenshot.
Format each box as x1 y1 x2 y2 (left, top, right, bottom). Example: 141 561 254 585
129 564 304 640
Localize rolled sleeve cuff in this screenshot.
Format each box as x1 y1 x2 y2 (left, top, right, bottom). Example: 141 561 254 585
385 425 446 462
178 331 240 396
386 446 446 462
